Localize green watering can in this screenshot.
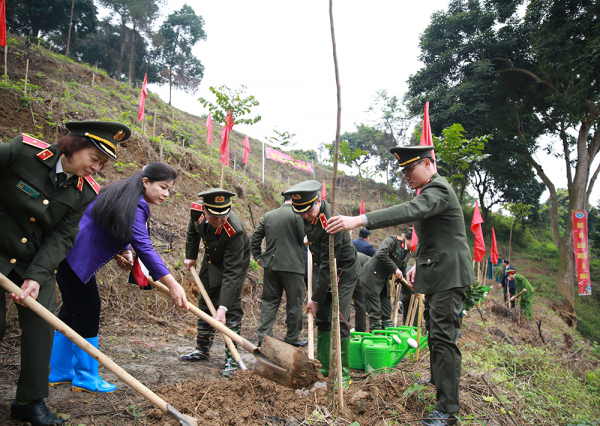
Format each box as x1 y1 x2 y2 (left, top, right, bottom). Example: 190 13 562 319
375 328 429 354
349 331 372 370
362 336 418 373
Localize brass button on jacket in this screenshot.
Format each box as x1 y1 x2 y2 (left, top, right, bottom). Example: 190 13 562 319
43 199 49 205
29 217 35 222
10 258 16 264
21 238 27 243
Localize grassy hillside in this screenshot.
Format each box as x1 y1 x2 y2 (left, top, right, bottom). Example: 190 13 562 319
0 35 599 425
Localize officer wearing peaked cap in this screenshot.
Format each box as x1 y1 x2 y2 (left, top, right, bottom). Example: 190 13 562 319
326 145 475 426
0 121 130 426
283 180 359 390
181 188 250 378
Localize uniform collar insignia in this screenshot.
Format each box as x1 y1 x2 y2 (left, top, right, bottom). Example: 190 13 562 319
77 177 84 192
215 227 223 235
311 217 318 225
198 214 204 223
36 149 54 161
423 177 433 186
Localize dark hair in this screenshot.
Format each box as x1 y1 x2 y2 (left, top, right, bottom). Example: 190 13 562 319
56 135 96 158
405 231 413 240
283 195 292 202
91 162 177 241
503 259 509 265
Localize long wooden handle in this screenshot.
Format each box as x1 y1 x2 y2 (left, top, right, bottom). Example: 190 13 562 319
504 289 526 306
405 294 416 326
392 280 401 327
0 273 193 424
189 267 246 370
307 249 314 360
414 296 424 361
149 277 259 354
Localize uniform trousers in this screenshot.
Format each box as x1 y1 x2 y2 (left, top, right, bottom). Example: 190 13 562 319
364 279 391 323
257 269 304 344
56 259 102 338
0 269 55 400
423 286 466 414
352 279 366 332
315 276 356 339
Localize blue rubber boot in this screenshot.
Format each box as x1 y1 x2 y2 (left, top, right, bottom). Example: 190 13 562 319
49 331 75 386
72 337 117 394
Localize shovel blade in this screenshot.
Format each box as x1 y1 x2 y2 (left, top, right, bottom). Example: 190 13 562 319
252 335 322 389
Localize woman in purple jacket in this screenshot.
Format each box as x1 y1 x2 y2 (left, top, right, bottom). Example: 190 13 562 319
49 162 189 394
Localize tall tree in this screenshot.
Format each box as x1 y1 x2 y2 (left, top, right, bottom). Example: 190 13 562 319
406 0 600 312
154 4 206 103
6 0 96 39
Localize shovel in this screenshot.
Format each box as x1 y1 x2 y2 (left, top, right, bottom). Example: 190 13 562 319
0 273 197 426
149 277 321 389
189 266 247 371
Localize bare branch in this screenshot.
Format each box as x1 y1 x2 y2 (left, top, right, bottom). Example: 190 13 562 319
491 57 560 94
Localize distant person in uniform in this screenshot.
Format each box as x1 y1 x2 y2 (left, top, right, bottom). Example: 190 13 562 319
360 233 411 331
353 252 369 332
0 121 130 426
283 180 359 390
50 162 189 395
326 146 474 426
180 189 250 377
252 194 306 347
352 228 376 256
507 270 533 320
501 259 515 306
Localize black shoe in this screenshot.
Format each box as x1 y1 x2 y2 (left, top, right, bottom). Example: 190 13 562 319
421 410 457 425
179 348 209 362
290 340 308 347
10 399 65 426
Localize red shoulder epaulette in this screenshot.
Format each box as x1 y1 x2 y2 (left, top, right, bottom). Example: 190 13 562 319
84 176 100 194
397 236 402 241
36 149 54 161
215 227 223 235
77 177 84 191
191 202 203 212
23 134 50 149
318 213 328 229
223 221 235 237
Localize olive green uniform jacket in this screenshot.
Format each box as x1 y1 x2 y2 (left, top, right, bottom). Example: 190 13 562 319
360 235 410 294
306 200 359 338
185 206 250 315
365 173 475 293
251 203 305 343
513 273 533 320
0 134 100 401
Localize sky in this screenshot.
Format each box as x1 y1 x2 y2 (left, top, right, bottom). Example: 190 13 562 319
131 0 599 207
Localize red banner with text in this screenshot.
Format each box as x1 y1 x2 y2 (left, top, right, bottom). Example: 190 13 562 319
572 210 592 296
265 146 314 173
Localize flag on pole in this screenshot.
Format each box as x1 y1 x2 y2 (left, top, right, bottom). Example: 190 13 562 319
242 135 250 164
0 0 6 47
471 202 485 262
137 73 147 123
491 227 499 266
220 110 234 166
321 179 326 200
360 199 365 215
411 101 437 252
206 114 213 146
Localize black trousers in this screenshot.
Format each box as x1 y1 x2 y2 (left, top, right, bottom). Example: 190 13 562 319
56 259 102 338
0 269 55 400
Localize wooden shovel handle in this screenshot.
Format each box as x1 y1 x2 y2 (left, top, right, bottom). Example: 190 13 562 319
504 289 526 306
189 266 246 370
0 273 183 419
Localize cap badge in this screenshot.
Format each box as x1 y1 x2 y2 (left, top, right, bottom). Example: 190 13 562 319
292 194 302 200
215 196 225 203
114 130 125 141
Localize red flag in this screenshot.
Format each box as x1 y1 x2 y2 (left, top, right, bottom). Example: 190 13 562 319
322 179 326 200
131 256 149 288
411 102 437 252
0 0 6 47
242 135 250 164
491 227 499 266
220 110 234 166
206 114 213 146
360 199 365 215
137 73 147 123
471 202 485 262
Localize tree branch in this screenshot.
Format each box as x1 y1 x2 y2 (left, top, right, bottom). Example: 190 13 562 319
491 57 560 94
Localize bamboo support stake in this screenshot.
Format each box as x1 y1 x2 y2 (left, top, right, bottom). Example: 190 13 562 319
405 294 416 326
4 44 7 84
393 280 401 327
152 112 156 138
414 295 424 361
307 249 314 359
23 59 29 94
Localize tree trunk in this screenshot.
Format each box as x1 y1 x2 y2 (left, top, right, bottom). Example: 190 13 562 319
169 67 172 105
116 17 127 80
128 23 137 85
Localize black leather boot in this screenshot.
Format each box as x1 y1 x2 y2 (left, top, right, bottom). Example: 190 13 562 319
10 399 65 426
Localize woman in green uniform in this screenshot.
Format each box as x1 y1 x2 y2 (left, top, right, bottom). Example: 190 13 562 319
0 121 130 426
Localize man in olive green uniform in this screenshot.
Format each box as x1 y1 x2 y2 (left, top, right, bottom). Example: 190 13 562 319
353 252 369 332
252 195 306 347
283 180 359 390
326 146 475 426
181 189 250 377
507 270 533 320
360 234 411 331
0 122 129 425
